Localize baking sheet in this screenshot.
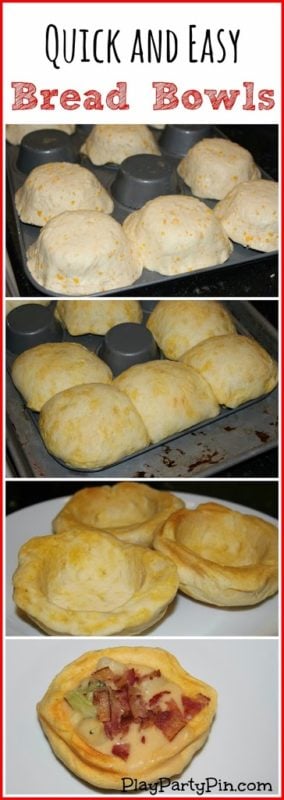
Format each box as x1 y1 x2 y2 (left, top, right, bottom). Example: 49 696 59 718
6 492 278 637
6 125 277 297
6 301 278 477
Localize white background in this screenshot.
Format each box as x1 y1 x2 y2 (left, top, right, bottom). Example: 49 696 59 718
4 2 281 123
6 638 279 795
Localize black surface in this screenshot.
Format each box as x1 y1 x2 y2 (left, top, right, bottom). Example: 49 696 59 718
6 479 278 518
6 125 278 298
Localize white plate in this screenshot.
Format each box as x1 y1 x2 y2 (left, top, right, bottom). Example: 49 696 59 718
5 638 279 796
6 492 278 637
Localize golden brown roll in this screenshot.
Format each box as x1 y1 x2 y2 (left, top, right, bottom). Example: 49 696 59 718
6 124 75 144
37 647 217 789
146 300 236 359
39 383 150 470
26 210 141 295
15 162 113 226
55 299 143 335
53 483 185 546
154 503 278 606
114 360 219 442
13 530 179 635
181 334 278 408
214 180 278 252
11 342 112 412
177 138 260 199
81 124 160 164
123 195 233 275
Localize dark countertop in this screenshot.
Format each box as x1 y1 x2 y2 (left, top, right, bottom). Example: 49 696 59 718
6 478 277 518
6 125 278 298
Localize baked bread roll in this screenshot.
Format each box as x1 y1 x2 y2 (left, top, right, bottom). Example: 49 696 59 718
123 195 233 275
6 124 75 145
214 180 278 252
37 647 217 788
181 334 278 408
39 383 150 469
177 138 261 199
154 503 278 607
81 124 160 165
114 360 219 442
55 299 142 335
11 342 112 412
26 210 141 295
15 162 113 226
147 300 236 359
53 483 185 546
13 530 178 635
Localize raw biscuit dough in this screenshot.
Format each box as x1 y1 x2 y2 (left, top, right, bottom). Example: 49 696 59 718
6 124 75 144
15 162 113 226
53 482 185 546
154 503 278 606
37 647 217 788
81 125 160 165
26 210 141 295
13 530 178 635
39 383 150 469
114 360 220 442
55 299 142 335
123 195 233 275
177 138 261 199
181 334 278 408
11 342 112 411
214 180 278 252
146 300 236 359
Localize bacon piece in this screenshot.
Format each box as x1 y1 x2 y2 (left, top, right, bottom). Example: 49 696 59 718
182 693 210 719
149 691 171 707
91 667 115 683
111 743 130 761
94 690 111 723
153 699 186 741
128 687 148 721
138 669 161 683
114 668 137 689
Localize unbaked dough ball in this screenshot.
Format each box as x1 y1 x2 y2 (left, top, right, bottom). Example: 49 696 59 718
26 210 141 295
39 383 150 469
177 138 261 200
55 300 143 335
214 180 278 252
15 162 113 226
11 342 112 411
81 125 160 165
123 195 233 275
114 360 220 442
6 124 75 145
147 300 236 359
181 334 278 408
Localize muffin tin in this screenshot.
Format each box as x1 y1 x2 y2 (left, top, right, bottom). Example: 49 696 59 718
6 125 277 297
6 301 278 477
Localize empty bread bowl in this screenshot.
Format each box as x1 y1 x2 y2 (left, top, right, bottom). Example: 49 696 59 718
81 124 160 165
12 529 179 635
55 299 143 335
37 646 217 788
214 180 278 252
154 503 278 607
53 482 185 546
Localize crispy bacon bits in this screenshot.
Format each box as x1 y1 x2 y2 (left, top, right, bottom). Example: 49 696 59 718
88 666 211 760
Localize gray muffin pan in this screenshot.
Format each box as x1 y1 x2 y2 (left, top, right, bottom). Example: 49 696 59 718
6 125 277 297
6 301 278 475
